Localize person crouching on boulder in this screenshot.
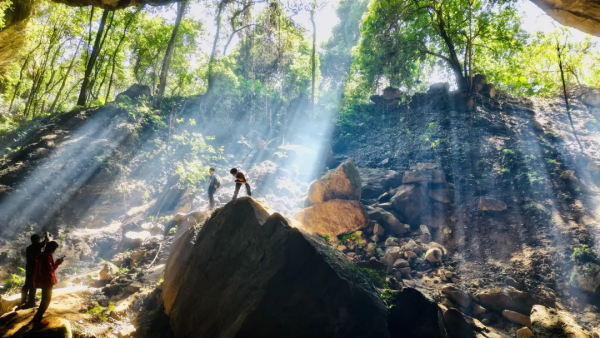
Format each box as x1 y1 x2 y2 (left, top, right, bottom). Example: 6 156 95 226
230 168 251 201
33 241 64 328
21 232 50 308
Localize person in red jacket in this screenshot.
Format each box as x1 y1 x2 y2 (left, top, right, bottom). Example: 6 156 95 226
32 241 64 328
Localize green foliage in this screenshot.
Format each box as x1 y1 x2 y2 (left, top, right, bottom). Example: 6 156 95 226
344 263 386 288
572 244 597 263
341 233 363 249
322 235 331 243
87 304 109 322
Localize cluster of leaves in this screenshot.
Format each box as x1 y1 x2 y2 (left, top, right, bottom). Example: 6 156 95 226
87 302 115 322
572 244 598 264
1 267 26 294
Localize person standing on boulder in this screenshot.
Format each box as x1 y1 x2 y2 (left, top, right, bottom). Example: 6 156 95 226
32 241 64 328
20 232 50 308
230 168 251 201
207 167 221 209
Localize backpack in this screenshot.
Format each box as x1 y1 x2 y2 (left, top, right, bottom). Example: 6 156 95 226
213 175 221 189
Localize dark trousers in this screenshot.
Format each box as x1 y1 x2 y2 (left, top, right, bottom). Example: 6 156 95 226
232 183 251 200
33 286 52 321
208 186 216 209
21 270 35 305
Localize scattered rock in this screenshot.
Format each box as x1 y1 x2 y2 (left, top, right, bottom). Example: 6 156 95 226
502 309 531 327
571 263 600 293
382 247 402 272
428 189 452 204
402 169 446 184
100 262 119 281
477 197 507 211
379 211 407 235
385 237 398 247
472 304 486 316
391 184 429 224
505 277 523 290
393 259 410 269
425 248 443 263
531 305 591 338
357 168 403 199
306 159 362 205
442 286 472 308
420 224 432 244
401 240 424 255
373 223 385 236
404 251 417 259
477 288 543 315
517 327 534 338
292 199 369 237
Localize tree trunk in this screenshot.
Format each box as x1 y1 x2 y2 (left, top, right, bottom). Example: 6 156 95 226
77 9 110 107
206 0 228 98
436 14 466 90
106 9 139 102
9 52 34 113
49 38 82 113
310 6 316 117
557 44 584 153
156 0 187 106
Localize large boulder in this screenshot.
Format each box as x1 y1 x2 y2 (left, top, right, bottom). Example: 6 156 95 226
402 169 446 184
292 199 369 237
307 159 362 205
571 263 600 293
357 168 403 199
443 309 502 338
476 288 543 314
115 84 152 103
0 309 72 338
165 197 389 338
531 305 591 338
390 184 429 225
162 224 198 315
387 288 447 338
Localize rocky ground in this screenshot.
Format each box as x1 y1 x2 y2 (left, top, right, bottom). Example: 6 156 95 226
1 85 600 336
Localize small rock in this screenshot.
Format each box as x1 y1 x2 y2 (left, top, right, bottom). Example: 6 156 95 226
481 318 490 325
505 277 523 290
393 259 410 269
517 327 533 338
477 197 507 211
399 267 411 279
337 245 348 253
441 298 454 309
442 286 472 308
562 170 576 180
366 243 376 256
369 234 380 242
502 309 531 328
404 251 417 259
425 248 443 263
100 262 119 281
373 223 386 236
444 271 453 279
419 225 432 244
385 237 399 247
472 304 486 316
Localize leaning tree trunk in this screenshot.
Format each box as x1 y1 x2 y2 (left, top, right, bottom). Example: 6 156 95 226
77 9 110 107
49 38 82 113
437 14 467 91
156 0 187 106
